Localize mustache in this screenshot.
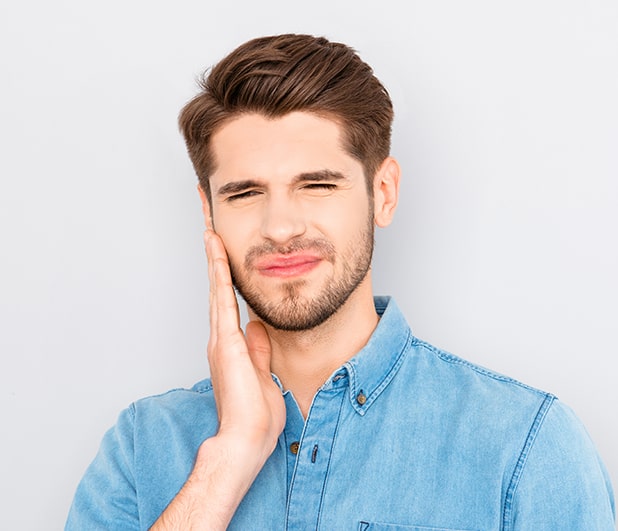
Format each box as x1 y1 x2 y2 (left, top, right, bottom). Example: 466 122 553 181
244 238 336 268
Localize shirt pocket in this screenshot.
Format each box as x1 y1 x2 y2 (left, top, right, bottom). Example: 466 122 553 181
358 523 478 531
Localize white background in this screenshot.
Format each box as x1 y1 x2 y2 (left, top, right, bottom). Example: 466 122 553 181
1 1 616 528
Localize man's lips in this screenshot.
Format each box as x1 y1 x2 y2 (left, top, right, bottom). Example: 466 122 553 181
253 253 323 278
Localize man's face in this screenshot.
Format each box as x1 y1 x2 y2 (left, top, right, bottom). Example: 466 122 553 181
207 112 375 331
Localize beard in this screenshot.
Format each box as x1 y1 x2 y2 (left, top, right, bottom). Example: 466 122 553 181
228 216 375 332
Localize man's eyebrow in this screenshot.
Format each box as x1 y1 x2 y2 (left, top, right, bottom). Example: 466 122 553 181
216 171 348 197
292 170 348 184
216 179 262 197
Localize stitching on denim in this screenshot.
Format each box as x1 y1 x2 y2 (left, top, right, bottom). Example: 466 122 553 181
369 329 412 400
284 397 317 527
129 381 214 414
192 381 214 393
122 403 137 485
349 328 413 415
315 389 347 530
136 380 215 397
133 386 206 405
501 394 555 530
411 337 549 396
284 389 346 529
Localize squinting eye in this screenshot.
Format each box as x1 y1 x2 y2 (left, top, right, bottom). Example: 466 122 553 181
227 190 260 201
304 183 337 191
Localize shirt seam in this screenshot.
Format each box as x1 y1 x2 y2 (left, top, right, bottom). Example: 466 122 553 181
315 390 347 530
349 328 413 415
411 337 549 397
501 393 555 530
129 382 214 408
284 390 346 529
128 402 137 478
192 380 214 394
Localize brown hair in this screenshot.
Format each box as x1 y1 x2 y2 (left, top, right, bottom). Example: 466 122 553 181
178 34 394 203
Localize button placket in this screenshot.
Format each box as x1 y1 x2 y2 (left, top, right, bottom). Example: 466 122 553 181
285 388 346 530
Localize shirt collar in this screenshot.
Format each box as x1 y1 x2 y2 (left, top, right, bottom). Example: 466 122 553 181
339 296 412 416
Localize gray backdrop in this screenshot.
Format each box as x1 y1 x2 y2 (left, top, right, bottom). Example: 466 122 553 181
1 1 616 529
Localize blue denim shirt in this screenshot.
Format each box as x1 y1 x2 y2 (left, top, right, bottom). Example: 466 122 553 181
66 297 615 530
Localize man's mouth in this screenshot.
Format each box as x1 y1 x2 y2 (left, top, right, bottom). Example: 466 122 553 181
253 253 323 278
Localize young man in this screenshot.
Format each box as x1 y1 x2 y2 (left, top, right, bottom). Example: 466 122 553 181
66 34 615 530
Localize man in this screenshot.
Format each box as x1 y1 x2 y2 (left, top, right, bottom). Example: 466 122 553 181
66 34 615 530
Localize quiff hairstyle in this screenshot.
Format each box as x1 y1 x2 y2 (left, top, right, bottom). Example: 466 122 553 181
178 33 394 204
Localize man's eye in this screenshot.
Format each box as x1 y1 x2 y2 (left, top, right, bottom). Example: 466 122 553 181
304 183 337 191
227 190 260 201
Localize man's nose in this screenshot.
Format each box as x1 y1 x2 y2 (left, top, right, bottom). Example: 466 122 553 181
260 194 306 244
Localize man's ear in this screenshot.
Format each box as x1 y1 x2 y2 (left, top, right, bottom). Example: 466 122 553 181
372 157 400 228
197 184 214 230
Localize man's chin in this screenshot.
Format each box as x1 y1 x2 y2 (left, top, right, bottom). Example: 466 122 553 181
251 310 333 332
237 292 331 331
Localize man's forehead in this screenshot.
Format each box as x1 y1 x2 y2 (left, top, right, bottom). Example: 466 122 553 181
209 112 360 187
212 110 343 138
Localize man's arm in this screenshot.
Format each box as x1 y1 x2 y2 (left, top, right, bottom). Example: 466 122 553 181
150 230 286 530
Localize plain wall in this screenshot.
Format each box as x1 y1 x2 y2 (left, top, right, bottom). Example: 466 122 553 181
1 1 616 528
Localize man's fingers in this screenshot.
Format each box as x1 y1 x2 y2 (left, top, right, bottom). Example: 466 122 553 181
206 230 241 338
213 255 241 336
245 321 272 375
205 230 218 340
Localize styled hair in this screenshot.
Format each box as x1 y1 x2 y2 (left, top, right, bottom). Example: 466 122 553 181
178 33 394 203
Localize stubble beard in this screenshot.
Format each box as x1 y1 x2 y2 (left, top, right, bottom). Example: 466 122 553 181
229 217 375 332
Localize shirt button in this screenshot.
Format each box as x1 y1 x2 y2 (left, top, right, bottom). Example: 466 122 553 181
290 441 300 454
356 391 367 405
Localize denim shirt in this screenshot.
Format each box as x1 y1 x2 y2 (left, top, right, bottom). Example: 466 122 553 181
66 297 615 530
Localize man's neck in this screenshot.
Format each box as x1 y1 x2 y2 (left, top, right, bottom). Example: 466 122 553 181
250 277 379 418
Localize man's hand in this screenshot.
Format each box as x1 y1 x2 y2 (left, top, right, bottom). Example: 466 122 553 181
205 229 285 454
150 230 285 530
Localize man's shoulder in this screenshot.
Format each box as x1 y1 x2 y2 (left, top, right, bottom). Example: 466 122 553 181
135 377 214 403
376 297 552 403
124 378 217 424
101 378 220 451
399 335 557 430
408 335 552 399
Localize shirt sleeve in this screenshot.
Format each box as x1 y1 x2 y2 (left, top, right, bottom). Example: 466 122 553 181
508 399 615 530
65 405 140 531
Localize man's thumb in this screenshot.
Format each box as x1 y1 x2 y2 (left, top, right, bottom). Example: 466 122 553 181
245 321 272 373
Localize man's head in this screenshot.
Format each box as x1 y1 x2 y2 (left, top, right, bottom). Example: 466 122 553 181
178 33 394 206
180 35 399 331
